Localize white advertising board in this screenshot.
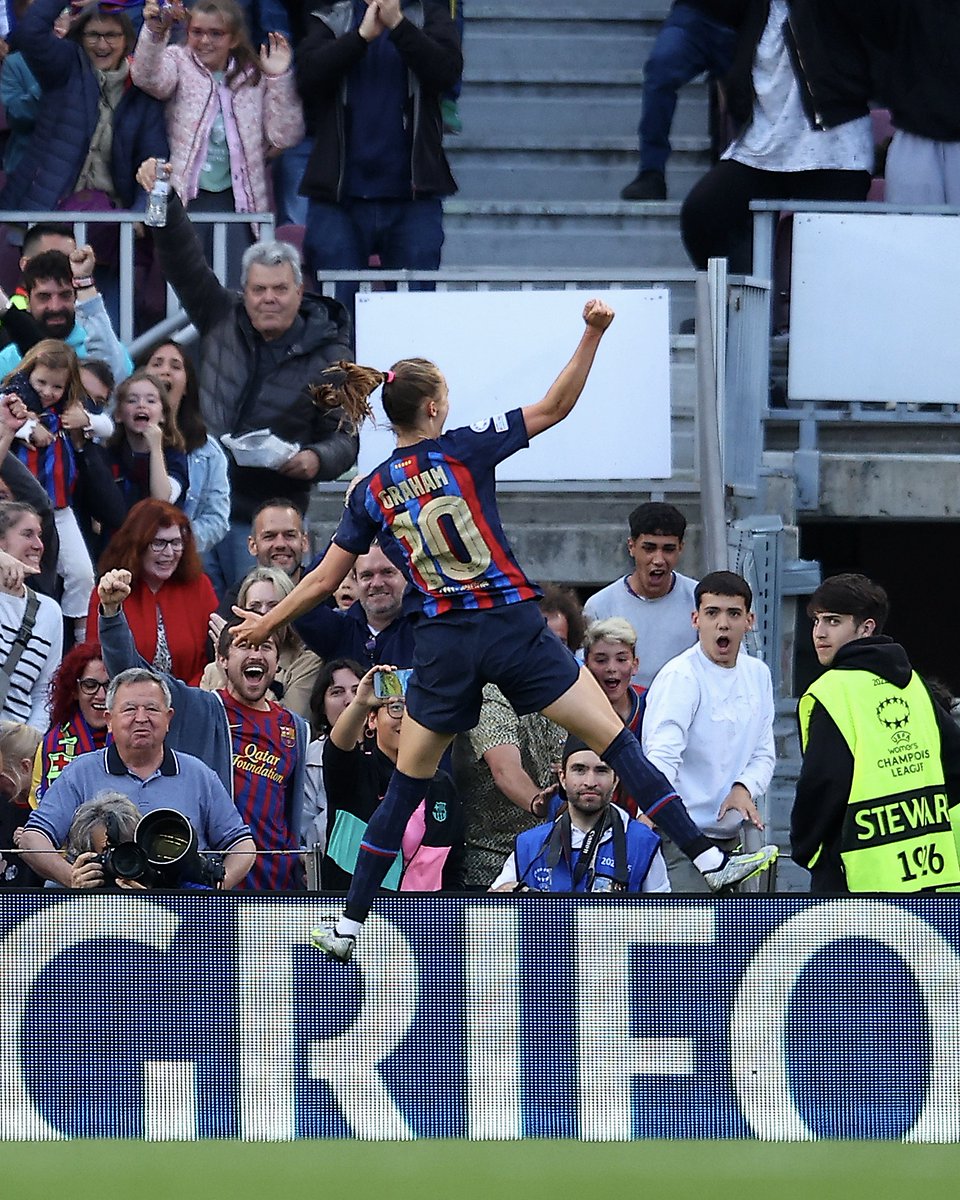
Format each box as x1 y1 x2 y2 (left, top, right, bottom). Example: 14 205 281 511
354 289 671 481
789 213 960 405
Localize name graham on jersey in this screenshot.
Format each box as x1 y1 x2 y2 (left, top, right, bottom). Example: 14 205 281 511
378 465 449 510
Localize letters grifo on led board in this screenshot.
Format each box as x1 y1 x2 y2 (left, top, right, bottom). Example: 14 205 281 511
1 895 958 1141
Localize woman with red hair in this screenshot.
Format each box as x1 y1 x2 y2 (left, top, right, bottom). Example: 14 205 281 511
85 498 217 685
35 641 111 802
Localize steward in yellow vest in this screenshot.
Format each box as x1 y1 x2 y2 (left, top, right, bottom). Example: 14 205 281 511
796 638 960 892
792 573 960 894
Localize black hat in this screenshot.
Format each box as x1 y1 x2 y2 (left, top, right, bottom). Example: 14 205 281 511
561 734 592 767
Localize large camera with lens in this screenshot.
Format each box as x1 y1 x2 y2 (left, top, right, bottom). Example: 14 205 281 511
99 809 225 889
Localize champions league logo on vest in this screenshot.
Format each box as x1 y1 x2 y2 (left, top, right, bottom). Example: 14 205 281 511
875 692 929 773
877 695 910 731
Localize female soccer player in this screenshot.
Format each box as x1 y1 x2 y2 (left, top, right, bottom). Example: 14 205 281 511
232 300 777 958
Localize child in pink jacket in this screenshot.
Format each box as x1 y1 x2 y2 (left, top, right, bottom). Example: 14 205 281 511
132 0 304 253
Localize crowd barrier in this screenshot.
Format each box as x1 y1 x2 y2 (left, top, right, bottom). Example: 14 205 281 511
1 894 957 1142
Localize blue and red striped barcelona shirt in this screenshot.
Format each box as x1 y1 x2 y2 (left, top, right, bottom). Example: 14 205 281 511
334 408 541 617
219 691 302 892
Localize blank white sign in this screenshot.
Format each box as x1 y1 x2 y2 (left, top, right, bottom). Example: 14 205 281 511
789 213 960 404
354 289 671 481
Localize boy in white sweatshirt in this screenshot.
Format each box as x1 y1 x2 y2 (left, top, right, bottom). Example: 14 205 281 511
642 570 774 892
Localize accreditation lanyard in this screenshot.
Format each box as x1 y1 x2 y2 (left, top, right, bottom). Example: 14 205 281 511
545 808 629 892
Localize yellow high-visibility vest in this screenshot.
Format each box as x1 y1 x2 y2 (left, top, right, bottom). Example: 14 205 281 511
799 670 960 892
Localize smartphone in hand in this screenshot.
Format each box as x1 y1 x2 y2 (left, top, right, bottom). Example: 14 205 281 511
373 669 412 699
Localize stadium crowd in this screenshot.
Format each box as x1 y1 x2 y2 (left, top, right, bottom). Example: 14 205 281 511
0 1 950 900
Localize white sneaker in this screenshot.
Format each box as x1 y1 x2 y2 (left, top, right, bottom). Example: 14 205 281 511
703 845 779 892
310 923 356 962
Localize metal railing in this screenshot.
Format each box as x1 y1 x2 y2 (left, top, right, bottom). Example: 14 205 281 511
0 208 275 349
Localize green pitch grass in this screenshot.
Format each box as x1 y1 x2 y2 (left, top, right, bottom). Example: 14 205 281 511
6 1139 960 1199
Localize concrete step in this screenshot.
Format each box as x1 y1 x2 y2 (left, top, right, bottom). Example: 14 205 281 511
447 138 711 202
441 200 689 270
469 0 670 21
455 82 710 144
463 25 658 80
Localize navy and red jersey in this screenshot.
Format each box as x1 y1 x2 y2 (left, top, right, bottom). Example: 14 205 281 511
333 408 541 617
107 441 189 512
38 713 109 799
15 411 78 509
219 691 302 892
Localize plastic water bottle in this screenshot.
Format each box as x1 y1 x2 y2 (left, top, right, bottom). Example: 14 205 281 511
144 159 172 228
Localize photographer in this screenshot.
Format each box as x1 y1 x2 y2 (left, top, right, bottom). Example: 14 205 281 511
65 791 140 889
19 666 256 888
489 737 671 894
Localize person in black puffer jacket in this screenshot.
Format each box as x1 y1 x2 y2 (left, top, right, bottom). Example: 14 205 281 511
788 0 960 205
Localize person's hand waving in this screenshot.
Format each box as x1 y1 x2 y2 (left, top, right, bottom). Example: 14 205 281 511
259 31 292 74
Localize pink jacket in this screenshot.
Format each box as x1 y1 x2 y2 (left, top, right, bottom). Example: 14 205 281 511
130 28 304 216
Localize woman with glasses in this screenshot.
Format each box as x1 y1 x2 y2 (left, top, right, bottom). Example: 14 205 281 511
201 566 320 718
320 663 464 893
35 642 111 802
86 498 217 685
132 0 304 283
0 0 168 227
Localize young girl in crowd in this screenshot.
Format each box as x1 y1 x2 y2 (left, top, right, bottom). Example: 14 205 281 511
3 340 110 640
104 369 189 541
137 339 229 555
132 0 304 277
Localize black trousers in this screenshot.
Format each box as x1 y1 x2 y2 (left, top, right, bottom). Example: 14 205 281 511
680 159 871 272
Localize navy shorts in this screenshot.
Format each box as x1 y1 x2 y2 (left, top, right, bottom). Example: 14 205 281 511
405 600 581 734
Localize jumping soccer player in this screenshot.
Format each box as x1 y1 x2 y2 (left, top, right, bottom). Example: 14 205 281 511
231 300 778 959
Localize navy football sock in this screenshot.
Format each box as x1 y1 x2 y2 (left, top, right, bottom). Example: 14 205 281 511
600 728 712 860
343 768 429 924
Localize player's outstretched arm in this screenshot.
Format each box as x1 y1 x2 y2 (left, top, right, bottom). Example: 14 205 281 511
232 542 358 646
521 299 614 439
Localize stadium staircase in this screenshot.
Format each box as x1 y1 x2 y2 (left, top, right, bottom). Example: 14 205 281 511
443 0 708 270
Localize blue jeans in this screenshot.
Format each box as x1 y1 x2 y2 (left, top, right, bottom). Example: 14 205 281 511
272 136 315 229
304 196 444 313
639 2 737 174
